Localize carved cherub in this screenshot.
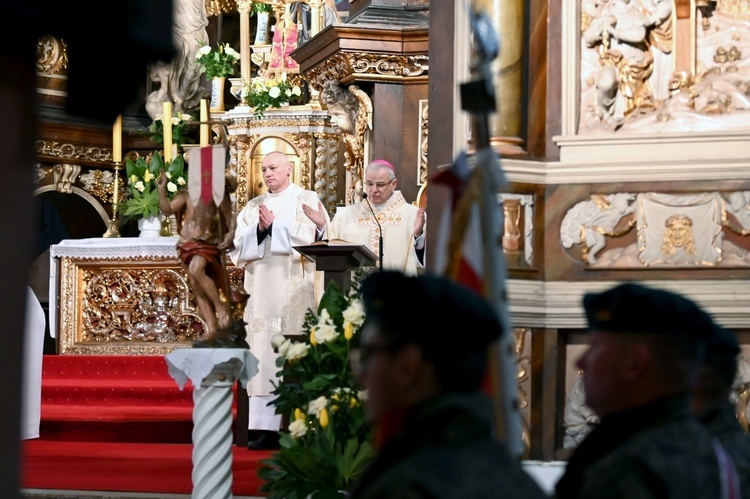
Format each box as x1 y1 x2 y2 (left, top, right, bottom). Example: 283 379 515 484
560 193 636 264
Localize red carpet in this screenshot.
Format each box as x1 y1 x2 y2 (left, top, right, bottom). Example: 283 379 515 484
21 440 271 495
20 355 269 496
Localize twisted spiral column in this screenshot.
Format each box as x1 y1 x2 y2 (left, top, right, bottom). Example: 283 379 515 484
191 360 240 499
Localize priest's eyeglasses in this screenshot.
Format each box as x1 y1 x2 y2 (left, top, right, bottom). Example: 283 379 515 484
364 179 395 190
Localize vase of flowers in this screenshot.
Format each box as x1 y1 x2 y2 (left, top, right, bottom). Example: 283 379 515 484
195 43 241 112
252 2 274 45
246 76 304 118
258 270 374 498
121 152 187 235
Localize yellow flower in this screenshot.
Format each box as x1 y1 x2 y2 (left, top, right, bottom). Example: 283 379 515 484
319 408 329 428
344 322 354 340
294 407 304 421
143 170 154 183
310 327 318 346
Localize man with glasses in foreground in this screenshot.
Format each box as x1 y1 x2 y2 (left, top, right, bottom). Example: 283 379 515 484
347 270 547 499
308 159 426 274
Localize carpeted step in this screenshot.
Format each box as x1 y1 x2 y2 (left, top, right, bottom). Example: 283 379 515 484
42 355 175 381
21 439 271 495
39 354 243 444
39 418 197 444
42 378 196 406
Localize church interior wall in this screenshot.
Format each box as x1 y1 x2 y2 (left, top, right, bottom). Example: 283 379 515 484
26 0 750 471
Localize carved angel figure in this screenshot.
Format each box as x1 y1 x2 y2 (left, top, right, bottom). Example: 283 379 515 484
560 193 636 264
581 0 672 127
321 81 373 204
725 191 750 231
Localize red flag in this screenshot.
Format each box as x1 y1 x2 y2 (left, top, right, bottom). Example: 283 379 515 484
188 145 226 207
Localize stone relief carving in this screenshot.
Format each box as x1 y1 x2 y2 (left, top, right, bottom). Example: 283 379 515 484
560 191 750 267
560 193 637 264
579 0 750 133
563 376 599 449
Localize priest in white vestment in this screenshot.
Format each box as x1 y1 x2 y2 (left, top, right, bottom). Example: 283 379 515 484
327 159 426 275
229 151 329 449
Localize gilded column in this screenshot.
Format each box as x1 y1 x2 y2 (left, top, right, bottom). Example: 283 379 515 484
476 0 526 156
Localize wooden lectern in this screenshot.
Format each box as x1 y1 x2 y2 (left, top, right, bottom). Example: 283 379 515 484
295 242 377 292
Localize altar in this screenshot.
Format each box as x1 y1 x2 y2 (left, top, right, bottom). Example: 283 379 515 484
49 237 241 355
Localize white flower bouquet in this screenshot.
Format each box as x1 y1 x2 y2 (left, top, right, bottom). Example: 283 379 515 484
195 43 240 80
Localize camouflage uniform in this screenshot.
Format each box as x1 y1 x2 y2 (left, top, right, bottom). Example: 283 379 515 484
349 391 547 499
555 395 722 499
701 400 750 499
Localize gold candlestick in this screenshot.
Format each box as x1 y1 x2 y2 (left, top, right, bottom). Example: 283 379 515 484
103 161 122 238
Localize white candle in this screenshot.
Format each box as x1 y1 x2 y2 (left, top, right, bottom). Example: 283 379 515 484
200 99 209 147
112 115 122 163
162 101 173 162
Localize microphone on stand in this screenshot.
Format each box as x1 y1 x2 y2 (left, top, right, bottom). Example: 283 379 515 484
362 192 383 271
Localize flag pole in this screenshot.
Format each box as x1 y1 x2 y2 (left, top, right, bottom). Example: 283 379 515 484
461 4 523 457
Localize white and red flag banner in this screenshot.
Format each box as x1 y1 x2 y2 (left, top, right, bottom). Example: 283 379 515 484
432 151 489 295
432 148 522 455
188 145 226 207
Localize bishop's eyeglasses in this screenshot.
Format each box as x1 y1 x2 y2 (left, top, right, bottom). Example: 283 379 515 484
364 179 395 190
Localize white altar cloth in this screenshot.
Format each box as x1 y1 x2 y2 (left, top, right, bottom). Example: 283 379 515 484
165 348 259 391
49 236 180 259
48 237 180 339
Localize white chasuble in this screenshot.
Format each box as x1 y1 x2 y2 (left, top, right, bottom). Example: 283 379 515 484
329 190 422 275
230 184 327 395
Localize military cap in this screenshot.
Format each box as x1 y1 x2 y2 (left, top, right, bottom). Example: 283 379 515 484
582 282 715 340
360 270 503 359
706 324 740 356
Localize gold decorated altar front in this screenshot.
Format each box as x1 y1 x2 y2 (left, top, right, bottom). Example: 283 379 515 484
49 237 232 355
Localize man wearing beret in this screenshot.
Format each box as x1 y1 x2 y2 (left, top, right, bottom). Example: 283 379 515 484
348 270 546 499
692 324 750 498
555 282 724 499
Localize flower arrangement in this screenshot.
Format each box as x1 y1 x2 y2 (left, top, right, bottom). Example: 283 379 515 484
148 112 193 151
121 152 186 222
245 76 304 118
251 1 273 15
195 43 241 80
258 270 375 498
